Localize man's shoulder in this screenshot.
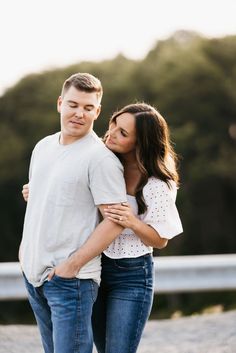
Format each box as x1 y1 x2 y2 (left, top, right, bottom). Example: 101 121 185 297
86 143 123 172
90 143 120 165
86 132 117 159
34 132 59 150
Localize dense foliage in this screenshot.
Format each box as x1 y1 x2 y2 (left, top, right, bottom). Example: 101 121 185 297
0 31 236 262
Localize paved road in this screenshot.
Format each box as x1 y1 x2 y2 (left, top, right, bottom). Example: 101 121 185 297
0 310 235 353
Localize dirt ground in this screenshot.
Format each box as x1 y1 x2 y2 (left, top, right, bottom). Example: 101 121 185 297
0 310 235 353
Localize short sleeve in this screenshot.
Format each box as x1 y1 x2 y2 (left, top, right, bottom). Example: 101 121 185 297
89 153 127 205
141 178 183 239
28 149 36 181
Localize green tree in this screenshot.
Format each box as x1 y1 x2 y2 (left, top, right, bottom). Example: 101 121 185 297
0 31 236 262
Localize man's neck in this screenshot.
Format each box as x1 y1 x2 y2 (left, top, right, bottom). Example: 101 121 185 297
59 132 91 145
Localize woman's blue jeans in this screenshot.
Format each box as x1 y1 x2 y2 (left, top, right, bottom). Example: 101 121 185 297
23 273 98 353
92 253 154 353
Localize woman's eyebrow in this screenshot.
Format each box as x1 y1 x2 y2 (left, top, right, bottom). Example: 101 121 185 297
120 127 129 134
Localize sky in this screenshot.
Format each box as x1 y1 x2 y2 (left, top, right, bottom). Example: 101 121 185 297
1 0 236 95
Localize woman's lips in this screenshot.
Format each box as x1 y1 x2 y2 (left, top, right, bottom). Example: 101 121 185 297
106 137 115 144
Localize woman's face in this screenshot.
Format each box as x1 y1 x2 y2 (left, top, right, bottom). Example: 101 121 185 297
105 113 136 154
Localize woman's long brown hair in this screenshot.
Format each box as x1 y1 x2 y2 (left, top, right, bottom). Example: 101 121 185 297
106 103 179 214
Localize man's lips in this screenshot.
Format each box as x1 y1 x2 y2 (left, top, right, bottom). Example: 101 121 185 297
69 120 85 126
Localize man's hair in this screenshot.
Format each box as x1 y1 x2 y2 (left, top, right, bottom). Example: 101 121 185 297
61 73 103 103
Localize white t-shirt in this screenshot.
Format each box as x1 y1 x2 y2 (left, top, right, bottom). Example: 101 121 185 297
104 177 183 259
20 131 127 286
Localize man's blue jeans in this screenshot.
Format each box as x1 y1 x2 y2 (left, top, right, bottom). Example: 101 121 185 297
23 273 98 353
92 253 154 353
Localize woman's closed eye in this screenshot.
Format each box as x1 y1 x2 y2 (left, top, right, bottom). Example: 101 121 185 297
120 129 128 137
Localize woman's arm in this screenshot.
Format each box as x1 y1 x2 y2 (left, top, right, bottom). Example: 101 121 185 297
104 203 168 249
22 184 29 201
48 206 124 279
21 183 126 278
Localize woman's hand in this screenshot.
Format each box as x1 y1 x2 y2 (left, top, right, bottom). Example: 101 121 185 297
22 183 29 202
104 202 138 229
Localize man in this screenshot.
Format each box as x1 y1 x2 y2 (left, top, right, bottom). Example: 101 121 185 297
19 73 126 353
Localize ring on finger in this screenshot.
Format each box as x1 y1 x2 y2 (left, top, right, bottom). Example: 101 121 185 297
119 216 123 221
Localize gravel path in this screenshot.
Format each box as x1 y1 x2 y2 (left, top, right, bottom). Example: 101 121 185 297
0 310 235 353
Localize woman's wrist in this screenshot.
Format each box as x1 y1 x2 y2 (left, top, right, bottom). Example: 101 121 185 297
69 253 81 273
131 217 142 234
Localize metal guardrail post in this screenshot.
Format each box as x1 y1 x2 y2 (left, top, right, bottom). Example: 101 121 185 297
154 254 236 293
0 254 236 300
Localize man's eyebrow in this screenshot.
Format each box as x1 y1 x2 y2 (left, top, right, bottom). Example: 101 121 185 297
67 100 77 104
84 104 95 108
67 100 95 108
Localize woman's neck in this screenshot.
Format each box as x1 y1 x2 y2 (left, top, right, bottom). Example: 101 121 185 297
121 152 137 169
121 153 142 195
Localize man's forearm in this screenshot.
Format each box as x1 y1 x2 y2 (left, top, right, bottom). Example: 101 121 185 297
70 218 123 271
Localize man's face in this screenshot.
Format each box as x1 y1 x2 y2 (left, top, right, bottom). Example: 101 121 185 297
57 86 101 144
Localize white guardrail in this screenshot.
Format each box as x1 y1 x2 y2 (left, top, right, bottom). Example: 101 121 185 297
0 254 236 300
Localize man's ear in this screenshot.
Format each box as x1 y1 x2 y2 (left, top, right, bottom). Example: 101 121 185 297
57 96 62 113
94 105 101 120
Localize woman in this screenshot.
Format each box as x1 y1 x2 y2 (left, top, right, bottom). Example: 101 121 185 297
22 102 183 353
92 103 182 353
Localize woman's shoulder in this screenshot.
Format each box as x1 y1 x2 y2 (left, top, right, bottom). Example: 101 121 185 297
143 177 177 199
144 176 177 189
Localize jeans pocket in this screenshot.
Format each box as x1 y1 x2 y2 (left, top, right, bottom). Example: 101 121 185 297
114 257 145 270
53 274 77 282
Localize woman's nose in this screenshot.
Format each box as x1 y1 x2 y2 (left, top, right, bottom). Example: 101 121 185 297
109 128 116 137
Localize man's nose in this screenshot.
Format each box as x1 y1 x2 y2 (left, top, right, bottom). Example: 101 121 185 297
75 108 84 118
